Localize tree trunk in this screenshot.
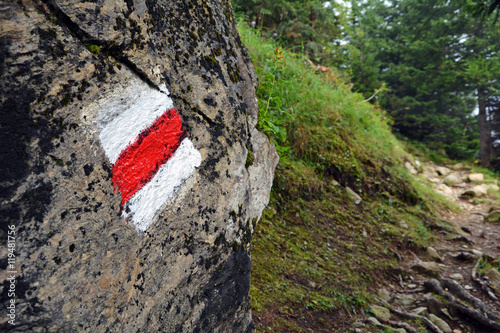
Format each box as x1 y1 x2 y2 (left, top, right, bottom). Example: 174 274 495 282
478 87 492 166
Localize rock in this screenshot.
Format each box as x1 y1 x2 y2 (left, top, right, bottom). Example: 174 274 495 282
412 262 440 277
485 267 500 296
398 220 409 229
468 173 484 182
488 183 500 191
407 283 418 289
427 247 443 262
411 307 428 316
345 186 363 205
353 321 365 328
370 305 391 320
449 273 464 281
444 173 462 186
394 294 415 306
378 288 392 302
441 308 455 320
427 314 452 333
471 184 491 197
436 166 451 176
453 330 462 333
471 249 483 257
436 184 453 196
0 1 277 332
405 161 418 175
485 210 500 223
366 317 382 326
428 177 442 184
451 163 464 170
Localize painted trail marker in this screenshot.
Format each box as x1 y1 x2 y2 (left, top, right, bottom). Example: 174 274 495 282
99 84 202 232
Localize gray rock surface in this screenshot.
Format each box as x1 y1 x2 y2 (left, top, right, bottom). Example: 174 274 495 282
370 305 391 320
412 261 441 277
428 313 452 333
345 186 362 205
0 1 277 332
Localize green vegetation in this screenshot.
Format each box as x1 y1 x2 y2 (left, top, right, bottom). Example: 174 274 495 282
239 23 454 331
233 0 500 167
86 44 100 54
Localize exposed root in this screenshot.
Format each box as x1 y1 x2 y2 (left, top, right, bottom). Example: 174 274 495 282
441 278 499 321
424 279 500 332
376 298 444 333
371 316 420 333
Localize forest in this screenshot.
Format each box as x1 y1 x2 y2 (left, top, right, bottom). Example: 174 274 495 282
232 0 500 167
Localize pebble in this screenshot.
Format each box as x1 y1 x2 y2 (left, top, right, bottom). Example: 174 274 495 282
472 249 483 257
411 307 427 316
369 305 391 320
395 294 415 306
464 285 474 290
366 317 381 326
449 273 464 281
378 288 392 302
428 313 452 333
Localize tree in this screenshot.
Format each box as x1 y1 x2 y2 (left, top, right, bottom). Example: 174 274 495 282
465 0 500 22
232 0 348 66
351 0 479 159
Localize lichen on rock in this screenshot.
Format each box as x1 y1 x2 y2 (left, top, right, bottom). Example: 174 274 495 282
0 1 276 332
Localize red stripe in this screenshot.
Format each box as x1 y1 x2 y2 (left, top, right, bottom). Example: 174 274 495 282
112 109 185 207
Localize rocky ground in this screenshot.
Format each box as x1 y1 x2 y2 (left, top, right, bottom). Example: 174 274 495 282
355 163 500 333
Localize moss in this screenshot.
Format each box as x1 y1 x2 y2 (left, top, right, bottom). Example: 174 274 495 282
86 44 100 54
245 149 254 168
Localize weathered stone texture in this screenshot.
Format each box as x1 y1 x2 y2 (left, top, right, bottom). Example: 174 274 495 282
0 0 277 332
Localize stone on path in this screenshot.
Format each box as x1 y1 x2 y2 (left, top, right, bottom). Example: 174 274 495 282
485 267 500 296
366 317 382 326
427 247 443 262
411 307 427 316
394 294 415 306
468 173 484 182
444 173 462 186
449 273 464 281
412 261 440 277
436 166 451 176
370 305 391 320
428 313 452 333
436 184 453 196
378 288 392 302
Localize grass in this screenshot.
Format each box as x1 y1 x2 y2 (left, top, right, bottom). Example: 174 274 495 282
238 22 456 331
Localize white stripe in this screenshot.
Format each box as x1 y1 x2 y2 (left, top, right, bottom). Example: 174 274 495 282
122 138 202 232
99 84 174 163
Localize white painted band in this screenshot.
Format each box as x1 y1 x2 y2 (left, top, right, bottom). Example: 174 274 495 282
99 84 174 163
122 138 202 232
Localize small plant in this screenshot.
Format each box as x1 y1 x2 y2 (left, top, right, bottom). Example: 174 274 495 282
256 47 293 156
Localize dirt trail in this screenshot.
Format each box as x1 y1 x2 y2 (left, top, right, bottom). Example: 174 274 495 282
360 162 500 333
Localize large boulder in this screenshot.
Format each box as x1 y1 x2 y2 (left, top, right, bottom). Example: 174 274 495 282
0 1 277 332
